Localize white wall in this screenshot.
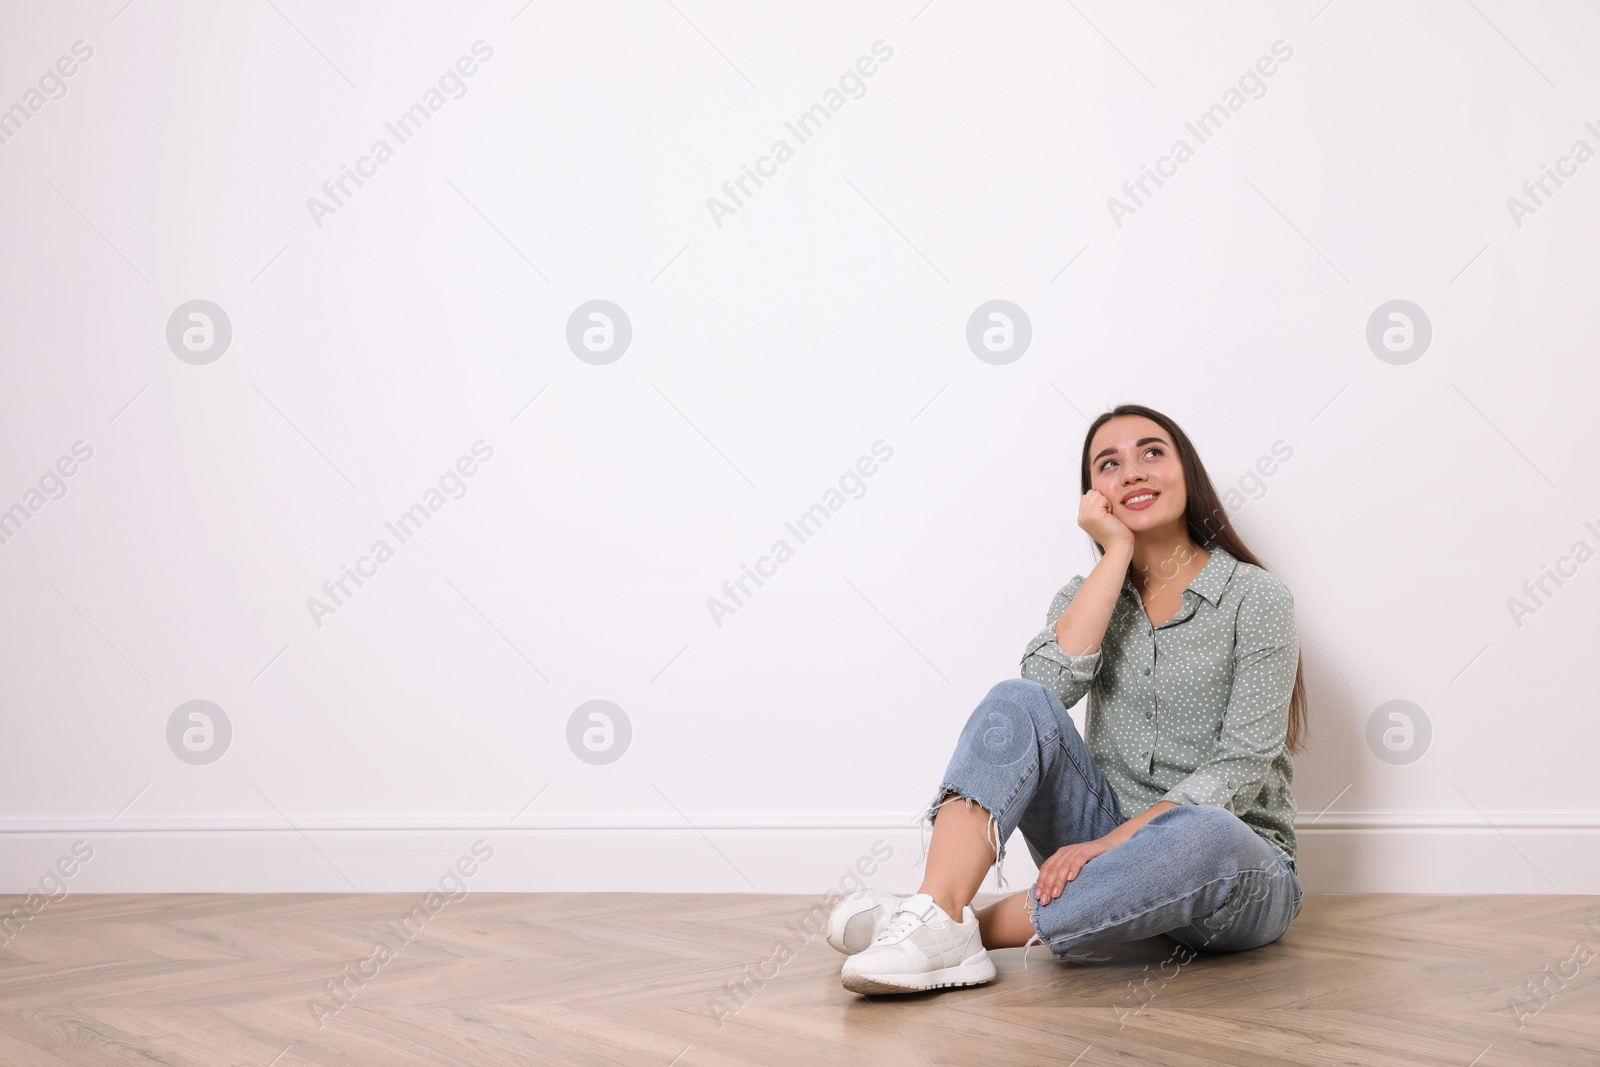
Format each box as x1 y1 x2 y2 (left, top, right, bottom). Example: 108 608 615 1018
2 1 1597 897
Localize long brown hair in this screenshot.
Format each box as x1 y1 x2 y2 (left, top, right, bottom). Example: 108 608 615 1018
1078 404 1308 754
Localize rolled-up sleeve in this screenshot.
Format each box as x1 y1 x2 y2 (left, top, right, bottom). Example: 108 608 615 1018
1159 577 1298 813
1020 576 1102 709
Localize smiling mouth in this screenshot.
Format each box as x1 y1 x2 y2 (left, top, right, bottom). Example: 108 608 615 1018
1122 491 1159 509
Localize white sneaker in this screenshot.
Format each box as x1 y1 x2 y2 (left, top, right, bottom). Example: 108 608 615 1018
840 893 996 995
826 888 903 955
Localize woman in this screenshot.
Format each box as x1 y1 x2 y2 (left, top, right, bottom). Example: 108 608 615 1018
829 404 1307 995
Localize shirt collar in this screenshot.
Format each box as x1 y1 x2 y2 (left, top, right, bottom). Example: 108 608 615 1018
1121 544 1238 607
1185 545 1237 606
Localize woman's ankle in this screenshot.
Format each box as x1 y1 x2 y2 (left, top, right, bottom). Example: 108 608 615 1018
916 887 969 920
975 893 1036 948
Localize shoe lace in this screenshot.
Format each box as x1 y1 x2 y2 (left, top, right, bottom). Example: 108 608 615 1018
876 903 930 944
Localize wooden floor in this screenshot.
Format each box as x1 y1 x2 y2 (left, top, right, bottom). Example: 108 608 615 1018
1 892 1597 1066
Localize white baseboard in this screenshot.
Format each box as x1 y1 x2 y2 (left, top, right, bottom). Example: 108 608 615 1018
1 815 1596 895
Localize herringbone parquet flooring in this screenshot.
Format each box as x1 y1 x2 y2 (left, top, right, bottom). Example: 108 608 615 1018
1 892 1596 1066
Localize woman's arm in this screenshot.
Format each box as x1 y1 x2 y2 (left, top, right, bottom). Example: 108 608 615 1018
1019 492 1135 707
1056 492 1132 659
1052 539 1133 656
1053 490 1134 656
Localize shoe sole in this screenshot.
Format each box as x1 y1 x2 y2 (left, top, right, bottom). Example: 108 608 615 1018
841 955 997 995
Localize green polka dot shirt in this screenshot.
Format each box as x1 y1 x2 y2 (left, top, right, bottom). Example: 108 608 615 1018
1020 546 1300 870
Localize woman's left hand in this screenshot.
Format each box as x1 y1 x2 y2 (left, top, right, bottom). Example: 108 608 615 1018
1034 836 1122 902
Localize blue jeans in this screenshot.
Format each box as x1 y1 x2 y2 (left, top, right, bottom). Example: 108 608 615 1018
918 679 1303 958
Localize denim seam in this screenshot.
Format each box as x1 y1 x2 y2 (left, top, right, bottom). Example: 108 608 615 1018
1188 865 1299 948
1052 728 1122 830
994 748 1041 875
982 697 1052 837
957 745 1039 832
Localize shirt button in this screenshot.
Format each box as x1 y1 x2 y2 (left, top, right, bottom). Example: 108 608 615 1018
1143 667 1151 675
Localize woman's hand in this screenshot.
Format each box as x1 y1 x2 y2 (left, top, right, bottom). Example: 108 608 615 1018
1078 489 1134 550
1034 836 1120 902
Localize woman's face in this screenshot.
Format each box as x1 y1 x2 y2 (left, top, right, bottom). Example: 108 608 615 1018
1087 415 1189 536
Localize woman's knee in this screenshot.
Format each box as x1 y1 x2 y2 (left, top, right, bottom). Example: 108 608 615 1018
963 679 1059 762
1147 805 1264 877
976 679 1070 733
1155 808 1298 951
981 677 1051 707
1182 868 1297 952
